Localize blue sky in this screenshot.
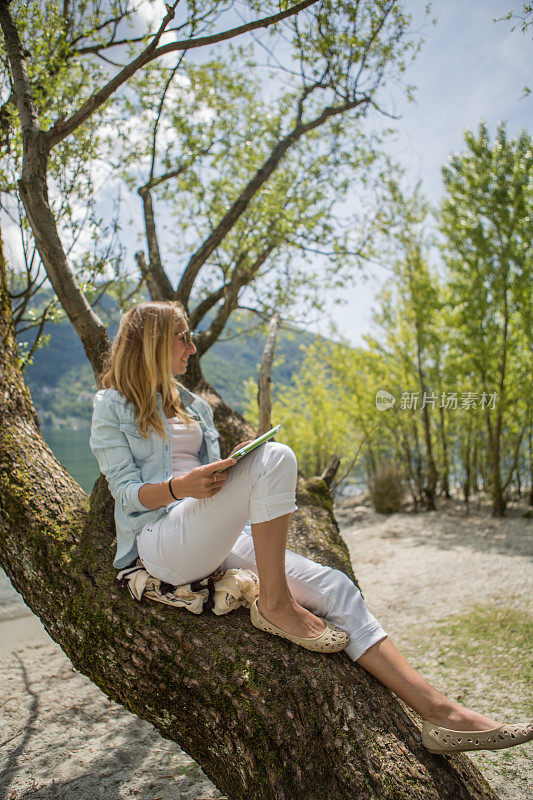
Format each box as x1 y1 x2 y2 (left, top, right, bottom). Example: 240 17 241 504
326 0 532 346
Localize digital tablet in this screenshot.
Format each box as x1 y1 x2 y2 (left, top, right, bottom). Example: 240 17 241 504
215 425 282 472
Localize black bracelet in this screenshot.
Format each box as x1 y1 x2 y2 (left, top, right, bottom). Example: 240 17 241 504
168 476 180 501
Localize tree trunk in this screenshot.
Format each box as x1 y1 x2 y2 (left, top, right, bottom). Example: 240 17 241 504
0 243 499 799
528 428 533 506
412 419 425 507
257 312 281 435
472 437 480 495
490 441 506 516
461 421 473 516
415 348 438 511
437 404 450 499
17 131 110 378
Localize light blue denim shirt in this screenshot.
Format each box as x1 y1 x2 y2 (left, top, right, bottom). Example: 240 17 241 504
90 385 221 569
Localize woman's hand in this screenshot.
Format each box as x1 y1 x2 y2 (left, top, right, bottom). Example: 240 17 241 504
171 457 236 500
229 440 254 457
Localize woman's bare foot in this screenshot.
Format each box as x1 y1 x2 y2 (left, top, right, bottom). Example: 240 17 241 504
257 597 326 638
425 702 500 732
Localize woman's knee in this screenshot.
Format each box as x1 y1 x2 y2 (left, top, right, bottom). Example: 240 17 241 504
263 442 297 478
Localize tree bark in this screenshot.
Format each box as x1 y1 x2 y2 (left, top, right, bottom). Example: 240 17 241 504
527 427 533 506
0 238 500 800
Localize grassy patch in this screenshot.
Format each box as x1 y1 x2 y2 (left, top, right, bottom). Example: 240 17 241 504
400 605 533 800
433 606 531 699
404 605 532 710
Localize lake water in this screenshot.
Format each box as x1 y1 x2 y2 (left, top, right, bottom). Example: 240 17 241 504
42 427 99 493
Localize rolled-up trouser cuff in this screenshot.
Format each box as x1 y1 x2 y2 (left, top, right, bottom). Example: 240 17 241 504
250 491 298 524
344 622 388 661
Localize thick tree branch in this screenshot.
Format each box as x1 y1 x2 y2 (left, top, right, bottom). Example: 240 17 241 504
189 282 232 330
136 185 175 300
196 243 276 356
47 0 319 147
0 0 110 377
176 95 367 308
0 3 39 133
319 455 341 488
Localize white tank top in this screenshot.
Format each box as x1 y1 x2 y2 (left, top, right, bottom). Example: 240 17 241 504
166 417 203 477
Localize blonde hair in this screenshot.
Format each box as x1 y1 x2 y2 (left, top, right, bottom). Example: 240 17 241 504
102 300 193 437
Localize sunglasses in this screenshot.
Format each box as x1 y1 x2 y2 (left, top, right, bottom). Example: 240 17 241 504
175 328 196 347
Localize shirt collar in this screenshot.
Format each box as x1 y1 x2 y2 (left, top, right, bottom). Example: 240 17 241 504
155 385 195 407
177 384 195 407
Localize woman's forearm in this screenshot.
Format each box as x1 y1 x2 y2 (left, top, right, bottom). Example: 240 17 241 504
138 477 184 509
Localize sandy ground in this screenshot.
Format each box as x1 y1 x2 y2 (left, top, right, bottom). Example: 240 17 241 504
1 494 532 799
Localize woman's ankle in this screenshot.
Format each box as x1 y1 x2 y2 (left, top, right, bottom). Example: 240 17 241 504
257 593 293 614
424 700 500 731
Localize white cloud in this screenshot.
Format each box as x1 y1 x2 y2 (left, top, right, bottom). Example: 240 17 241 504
136 0 167 27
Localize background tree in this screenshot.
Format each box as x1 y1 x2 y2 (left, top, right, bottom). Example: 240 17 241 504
439 122 532 516
244 338 363 477
267 142 532 516
372 179 441 508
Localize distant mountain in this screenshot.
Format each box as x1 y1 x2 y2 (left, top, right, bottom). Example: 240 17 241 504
21 301 318 428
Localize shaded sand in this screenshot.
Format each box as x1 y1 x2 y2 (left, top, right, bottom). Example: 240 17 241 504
0 616 52 654
0 640 225 800
1 494 532 799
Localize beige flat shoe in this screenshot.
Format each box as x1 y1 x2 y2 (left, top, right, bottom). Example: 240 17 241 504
250 600 350 653
422 720 533 754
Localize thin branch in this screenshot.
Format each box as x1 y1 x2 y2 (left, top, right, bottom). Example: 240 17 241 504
18 299 54 369
331 425 381 493
48 0 320 147
190 282 231 329
149 54 186 182
68 7 138 49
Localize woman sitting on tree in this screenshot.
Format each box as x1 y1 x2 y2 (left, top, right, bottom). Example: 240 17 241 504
90 300 532 756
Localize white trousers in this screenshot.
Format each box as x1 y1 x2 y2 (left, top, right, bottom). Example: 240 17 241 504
137 442 386 661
